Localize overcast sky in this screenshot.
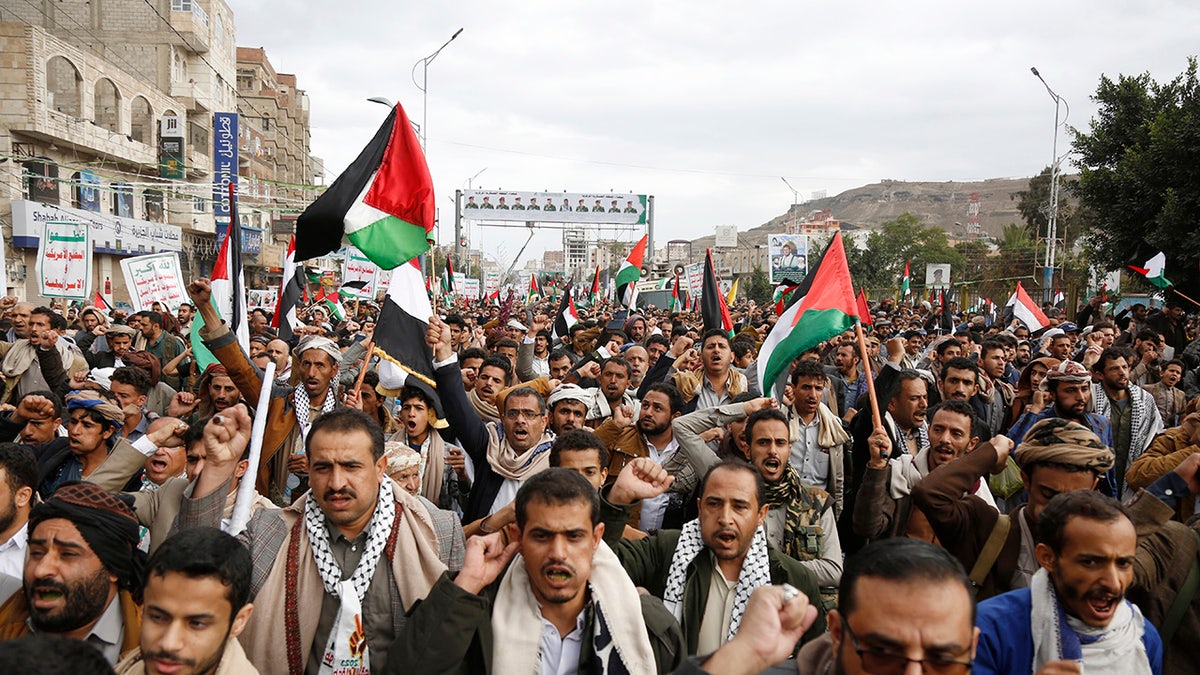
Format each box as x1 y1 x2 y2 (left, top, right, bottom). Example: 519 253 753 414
228 0 1200 270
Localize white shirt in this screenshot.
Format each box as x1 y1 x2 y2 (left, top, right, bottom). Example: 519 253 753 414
0 526 28 580
639 436 680 532
788 415 829 486
540 607 586 675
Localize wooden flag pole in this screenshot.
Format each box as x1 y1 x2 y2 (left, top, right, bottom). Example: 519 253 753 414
355 339 375 392
1169 287 1200 311
854 321 884 432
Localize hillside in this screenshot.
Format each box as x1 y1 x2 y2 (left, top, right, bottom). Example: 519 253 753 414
691 176 1046 249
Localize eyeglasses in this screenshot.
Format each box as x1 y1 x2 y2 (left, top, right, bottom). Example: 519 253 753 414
503 409 543 421
840 616 973 675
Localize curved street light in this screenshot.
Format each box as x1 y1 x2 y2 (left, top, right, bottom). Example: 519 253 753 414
1030 67 1071 301
411 28 463 151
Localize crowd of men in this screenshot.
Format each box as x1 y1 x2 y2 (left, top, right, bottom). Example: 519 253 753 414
0 283 1195 675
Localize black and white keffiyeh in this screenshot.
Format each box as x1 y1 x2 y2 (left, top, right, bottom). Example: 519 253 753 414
294 383 337 437
305 479 396 673
663 518 771 642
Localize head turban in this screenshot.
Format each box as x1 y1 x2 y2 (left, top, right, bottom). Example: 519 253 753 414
295 335 341 364
105 324 137 338
383 442 420 475
64 391 125 430
1039 359 1091 392
547 383 593 408
28 482 146 599
121 350 162 386
1013 418 1114 474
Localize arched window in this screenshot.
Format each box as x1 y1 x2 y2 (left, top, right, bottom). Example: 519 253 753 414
93 78 120 131
130 96 152 144
45 55 82 117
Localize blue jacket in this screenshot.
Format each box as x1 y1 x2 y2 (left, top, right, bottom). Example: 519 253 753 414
1005 406 1116 496
975 588 1162 675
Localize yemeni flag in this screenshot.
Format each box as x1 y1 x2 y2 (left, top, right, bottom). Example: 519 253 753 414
295 102 433 270
192 192 250 370
901 259 911 298
588 266 602 307
615 234 648 307
1126 244 1171 289
1053 287 1065 307
553 282 579 341
528 274 542 303
669 271 683 313
1005 281 1049 331
701 249 734 336
856 289 872 326
272 235 303 341
758 232 859 401
373 259 439 410
92 291 111 313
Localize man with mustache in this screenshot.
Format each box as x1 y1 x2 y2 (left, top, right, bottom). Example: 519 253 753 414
599 457 826 657
0 444 37 587
174 406 461 675
388 469 687 673
784 360 853 518
1008 360 1113 455
0 482 147 665
1090 347 1164 499
974 491 1163 675
115 527 257 675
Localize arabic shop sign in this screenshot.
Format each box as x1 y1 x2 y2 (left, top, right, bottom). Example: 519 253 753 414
37 220 92 300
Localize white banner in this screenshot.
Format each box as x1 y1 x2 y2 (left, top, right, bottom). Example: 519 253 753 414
459 278 481 299
685 262 705 299
37 220 92 299
119 252 187 312
11 199 181 254
463 190 648 224
485 271 501 296
248 289 278 310
341 247 382 297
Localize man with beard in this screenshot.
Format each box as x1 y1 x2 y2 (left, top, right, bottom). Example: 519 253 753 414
854 400 996 543
914 419 1115 600
742 408 842 600
625 314 649 343
976 339 1015 438
0 482 147 664
625 345 651 392
430 315 557 523
974 491 1162 675
0 444 37 585
388 469 686 674
467 355 510 424
595 382 690 532
137 312 187 391
188 277 344 504
516 316 553 380
587 357 638 425
1090 347 1163 499
598 458 826 656
2 301 34 343
833 343 866 420
784 539 978 675
168 364 244 423
1009 360 1113 454
785 360 852 517
115 527 257 675
546 384 591 435
175 407 460 674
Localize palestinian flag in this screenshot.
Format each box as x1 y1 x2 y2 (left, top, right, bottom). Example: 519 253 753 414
192 188 249 371
1126 244 1171 289
773 283 799 317
701 249 734 336
322 297 347 323
528 274 542 303
295 102 433 269
339 280 370 301
758 232 858 401
374 259 439 409
553 282 579 341
615 234 648 307
856 289 872 326
1005 281 1049 331
487 289 500 307
901 259 911 298
588 266 602 307
441 258 455 295
669 272 683 313
92 291 111 313
272 235 303 341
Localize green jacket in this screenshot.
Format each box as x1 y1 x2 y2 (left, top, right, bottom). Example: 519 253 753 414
388 571 685 674
599 491 827 655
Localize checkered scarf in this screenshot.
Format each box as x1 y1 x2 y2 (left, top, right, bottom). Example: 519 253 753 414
662 518 771 641
303 478 396 599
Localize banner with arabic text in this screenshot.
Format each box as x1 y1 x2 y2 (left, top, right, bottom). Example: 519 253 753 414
119 252 187 312
37 220 91 299
341 247 382 297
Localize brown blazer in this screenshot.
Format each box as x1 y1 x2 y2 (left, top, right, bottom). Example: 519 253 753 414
1127 426 1198 523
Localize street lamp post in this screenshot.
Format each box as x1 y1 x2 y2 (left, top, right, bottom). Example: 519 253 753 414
780 177 800 233
1031 67 1070 302
412 28 463 151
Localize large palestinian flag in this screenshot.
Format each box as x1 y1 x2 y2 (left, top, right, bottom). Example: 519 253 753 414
374 259 438 406
758 232 859 401
615 234 648 307
295 102 433 269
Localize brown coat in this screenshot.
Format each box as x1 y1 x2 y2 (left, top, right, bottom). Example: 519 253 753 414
1127 426 1198 522
0 587 141 653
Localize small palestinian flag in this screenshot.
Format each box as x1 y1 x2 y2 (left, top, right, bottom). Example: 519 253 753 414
856 289 872 326
588 266 602 307
295 102 433 269
528 274 542 303
669 272 683 313
92 291 111 313
615 234 648 307
553 282 579 341
1126 244 1171 289
773 283 799 317
901 259 911 298
273 236 303 341
339 279 370 301
322 297 347 323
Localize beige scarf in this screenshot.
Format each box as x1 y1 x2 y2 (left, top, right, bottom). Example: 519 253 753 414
417 431 446 506
468 388 501 423
672 368 747 403
484 424 554 481
115 637 260 674
240 483 446 675
789 402 852 448
492 541 656 674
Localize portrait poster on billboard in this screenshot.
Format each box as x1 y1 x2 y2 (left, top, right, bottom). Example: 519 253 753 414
769 234 808 284
463 190 647 224
120 252 187 312
926 264 951 290
37 220 91 300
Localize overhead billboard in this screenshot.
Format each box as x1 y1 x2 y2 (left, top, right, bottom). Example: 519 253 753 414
714 225 738 248
463 190 647 224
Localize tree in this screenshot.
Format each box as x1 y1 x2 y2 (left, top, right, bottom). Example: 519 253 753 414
1073 57 1200 295
744 265 773 306
845 213 965 298
1011 167 1084 249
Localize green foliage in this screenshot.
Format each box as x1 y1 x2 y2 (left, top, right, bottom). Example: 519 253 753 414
1010 167 1084 248
844 213 965 296
744 265 773 305
1073 57 1200 294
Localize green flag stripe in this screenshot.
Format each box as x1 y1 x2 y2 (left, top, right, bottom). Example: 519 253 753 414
346 214 430 269
762 308 857 390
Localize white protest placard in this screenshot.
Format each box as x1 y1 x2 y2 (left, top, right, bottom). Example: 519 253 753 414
685 262 705 298
37 220 91 299
341 247 382 296
119 252 187 312
248 289 278 310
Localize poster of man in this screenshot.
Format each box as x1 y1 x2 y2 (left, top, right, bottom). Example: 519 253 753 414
926 263 951 290
769 234 808 284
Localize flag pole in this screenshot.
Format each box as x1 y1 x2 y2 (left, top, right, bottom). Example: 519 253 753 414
854 321 884 432
355 339 375 391
1169 287 1200 311
226 361 275 536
